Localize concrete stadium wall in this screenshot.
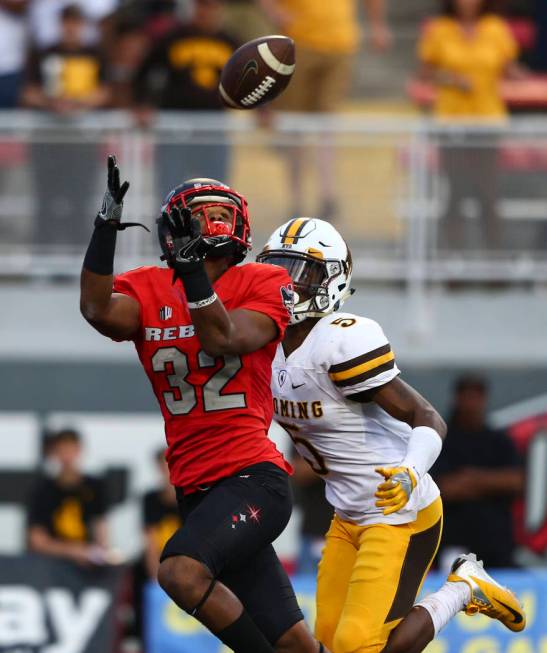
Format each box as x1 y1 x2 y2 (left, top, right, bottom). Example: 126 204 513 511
1 359 547 418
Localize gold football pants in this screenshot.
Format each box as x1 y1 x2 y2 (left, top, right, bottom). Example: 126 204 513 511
316 497 443 653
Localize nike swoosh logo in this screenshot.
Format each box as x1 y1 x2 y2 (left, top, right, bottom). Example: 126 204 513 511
291 383 305 389
494 599 524 624
241 59 258 84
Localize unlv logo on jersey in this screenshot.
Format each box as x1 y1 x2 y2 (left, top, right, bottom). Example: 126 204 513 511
159 306 173 321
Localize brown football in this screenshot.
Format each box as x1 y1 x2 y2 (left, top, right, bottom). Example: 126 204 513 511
219 35 295 110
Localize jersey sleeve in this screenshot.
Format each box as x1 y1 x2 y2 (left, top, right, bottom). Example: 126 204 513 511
327 317 400 396
113 270 141 303
236 264 293 342
111 268 145 341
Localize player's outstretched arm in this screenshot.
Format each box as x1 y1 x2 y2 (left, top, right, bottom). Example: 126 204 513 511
191 304 278 356
363 377 447 437
80 155 141 340
351 378 446 515
81 270 140 339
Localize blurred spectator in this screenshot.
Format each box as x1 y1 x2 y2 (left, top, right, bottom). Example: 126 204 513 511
142 448 181 580
505 0 534 18
28 0 118 50
134 0 237 197
432 375 524 568
418 0 520 251
22 4 111 248
139 0 192 38
291 455 333 575
108 17 150 108
23 5 110 113
534 0 547 71
0 1 27 108
261 0 392 220
125 448 181 648
223 0 273 44
27 429 111 566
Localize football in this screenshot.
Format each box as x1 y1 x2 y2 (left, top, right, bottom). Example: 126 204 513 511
219 35 296 110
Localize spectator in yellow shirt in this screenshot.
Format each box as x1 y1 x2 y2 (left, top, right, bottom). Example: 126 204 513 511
418 0 520 250
261 0 391 220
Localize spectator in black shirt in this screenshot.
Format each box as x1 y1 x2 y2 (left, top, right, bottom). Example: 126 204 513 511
432 375 524 568
23 4 110 113
27 428 111 567
22 4 111 248
143 448 181 580
134 0 237 197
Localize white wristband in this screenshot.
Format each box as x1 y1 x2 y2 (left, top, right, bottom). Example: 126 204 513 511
187 292 218 310
402 426 443 480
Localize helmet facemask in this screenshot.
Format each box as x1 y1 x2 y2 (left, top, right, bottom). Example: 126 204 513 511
257 251 351 324
158 182 252 265
187 199 248 254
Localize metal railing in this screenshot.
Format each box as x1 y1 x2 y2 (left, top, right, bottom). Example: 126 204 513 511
0 110 546 282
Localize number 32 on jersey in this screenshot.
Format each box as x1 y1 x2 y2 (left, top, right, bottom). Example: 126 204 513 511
151 347 246 415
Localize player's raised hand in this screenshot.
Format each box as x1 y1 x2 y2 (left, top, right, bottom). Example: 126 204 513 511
160 204 211 279
94 155 149 232
374 466 417 516
96 155 130 225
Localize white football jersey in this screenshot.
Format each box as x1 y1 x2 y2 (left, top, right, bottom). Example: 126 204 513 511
271 312 440 526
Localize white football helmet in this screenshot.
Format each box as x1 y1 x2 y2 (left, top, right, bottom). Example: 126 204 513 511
257 217 354 324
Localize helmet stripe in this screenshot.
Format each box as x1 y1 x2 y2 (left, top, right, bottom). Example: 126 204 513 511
282 218 308 245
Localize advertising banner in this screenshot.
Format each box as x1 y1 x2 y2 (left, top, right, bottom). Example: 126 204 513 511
0 555 123 653
145 571 547 653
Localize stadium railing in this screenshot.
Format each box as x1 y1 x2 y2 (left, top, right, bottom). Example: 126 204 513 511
1 110 546 284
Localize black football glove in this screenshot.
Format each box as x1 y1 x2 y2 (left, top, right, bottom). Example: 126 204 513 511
160 204 215 279
95 155 149 232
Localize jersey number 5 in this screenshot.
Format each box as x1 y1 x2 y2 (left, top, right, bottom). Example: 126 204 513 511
278 421 329 476
152 347 246 415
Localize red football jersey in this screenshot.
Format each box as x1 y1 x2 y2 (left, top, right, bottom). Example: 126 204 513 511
113 263 293 493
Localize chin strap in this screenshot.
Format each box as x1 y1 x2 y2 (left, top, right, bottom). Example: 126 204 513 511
294 287 356 321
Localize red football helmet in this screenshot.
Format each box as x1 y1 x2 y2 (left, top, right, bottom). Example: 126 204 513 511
158 178 252 265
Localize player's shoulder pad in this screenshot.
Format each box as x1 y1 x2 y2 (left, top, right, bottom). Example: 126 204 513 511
314 312 392 367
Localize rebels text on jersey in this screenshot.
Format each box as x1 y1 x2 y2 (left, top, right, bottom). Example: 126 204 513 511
113 263 293 493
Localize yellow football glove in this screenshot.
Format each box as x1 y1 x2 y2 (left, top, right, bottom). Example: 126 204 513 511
374 467 417 516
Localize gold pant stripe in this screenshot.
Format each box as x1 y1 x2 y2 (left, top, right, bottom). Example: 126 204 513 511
315 497 443 653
